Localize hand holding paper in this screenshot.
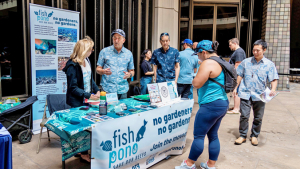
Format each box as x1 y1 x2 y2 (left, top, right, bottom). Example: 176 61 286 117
260 87 278 103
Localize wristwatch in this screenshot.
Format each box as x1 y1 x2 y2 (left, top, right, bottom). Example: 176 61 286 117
129 72 133 78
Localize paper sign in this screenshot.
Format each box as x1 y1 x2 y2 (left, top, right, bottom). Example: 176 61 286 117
147 83 162 103
106 93 118 104
158 82 171 102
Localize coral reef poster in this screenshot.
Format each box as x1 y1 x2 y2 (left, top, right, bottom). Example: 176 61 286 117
30 4 79 133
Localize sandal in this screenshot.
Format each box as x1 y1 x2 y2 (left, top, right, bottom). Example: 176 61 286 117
227 110 239 114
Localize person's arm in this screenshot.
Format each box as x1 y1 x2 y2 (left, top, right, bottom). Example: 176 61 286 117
96 66 112 75
269 79 278 96
234 61 242 69
153 65 157 82
233 75 243 96
192 60 215 89
123 69 135 79
175 62 180 83
145 71 154 75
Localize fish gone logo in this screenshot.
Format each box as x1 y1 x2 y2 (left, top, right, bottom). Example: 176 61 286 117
100 120 148 168
34 9 54 21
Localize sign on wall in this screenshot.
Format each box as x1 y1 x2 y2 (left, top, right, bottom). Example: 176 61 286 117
91 100 194 169
29 4 80 133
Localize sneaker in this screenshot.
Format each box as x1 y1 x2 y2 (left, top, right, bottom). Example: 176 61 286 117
200 162 216 169
175 160 197 169
235 137 246 145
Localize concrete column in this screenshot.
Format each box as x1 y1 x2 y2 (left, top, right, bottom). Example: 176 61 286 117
152 0 179 50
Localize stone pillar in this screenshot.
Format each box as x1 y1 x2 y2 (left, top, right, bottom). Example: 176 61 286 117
152 0 179 50
263 0 290 91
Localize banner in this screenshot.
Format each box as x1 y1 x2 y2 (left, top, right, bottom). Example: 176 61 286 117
91 100 194 169
29 4 80 133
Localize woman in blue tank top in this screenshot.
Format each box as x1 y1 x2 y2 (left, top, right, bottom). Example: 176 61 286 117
175 40 228 169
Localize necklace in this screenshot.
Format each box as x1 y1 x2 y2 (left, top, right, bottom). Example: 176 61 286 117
251 63 261 78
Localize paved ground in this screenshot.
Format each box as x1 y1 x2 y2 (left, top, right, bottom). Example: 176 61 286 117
11 83 300 169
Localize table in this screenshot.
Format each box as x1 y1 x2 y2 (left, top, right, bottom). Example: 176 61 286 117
0 122 12 169
45 98 194 168
45 98 153 161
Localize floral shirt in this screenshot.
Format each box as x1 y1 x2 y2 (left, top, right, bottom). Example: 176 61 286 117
150 46 180 82
236 56 279 101
97 45 134 94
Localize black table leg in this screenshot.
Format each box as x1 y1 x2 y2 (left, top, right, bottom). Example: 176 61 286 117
62 160 65 169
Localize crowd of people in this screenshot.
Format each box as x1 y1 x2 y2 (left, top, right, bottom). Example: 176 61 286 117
63 29 279 168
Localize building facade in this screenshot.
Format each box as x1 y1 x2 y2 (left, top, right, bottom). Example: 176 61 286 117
0 0 294 99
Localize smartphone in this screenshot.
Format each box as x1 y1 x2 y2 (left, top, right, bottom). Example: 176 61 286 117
79 106 89 110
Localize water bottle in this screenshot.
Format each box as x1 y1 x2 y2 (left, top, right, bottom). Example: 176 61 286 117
99 91 107 115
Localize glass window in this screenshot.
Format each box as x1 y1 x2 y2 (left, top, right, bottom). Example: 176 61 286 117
180 21 189 51
193 6 214 42
181 0 189 18
216 6 237 58
0 0 26 97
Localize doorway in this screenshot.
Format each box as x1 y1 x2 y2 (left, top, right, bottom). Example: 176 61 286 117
192 4 238 58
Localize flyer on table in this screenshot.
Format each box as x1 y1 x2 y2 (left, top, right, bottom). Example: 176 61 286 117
29 4 80 133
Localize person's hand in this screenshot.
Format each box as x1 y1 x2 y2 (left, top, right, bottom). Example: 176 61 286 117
95 91 100 97
89 94 99 100
102 68 112 75
269 90 277 97
123 71 131 79
233 88 238 96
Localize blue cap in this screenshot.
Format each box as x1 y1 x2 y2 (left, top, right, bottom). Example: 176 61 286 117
181 39 193 45
111 29 126 38
192 40 214 55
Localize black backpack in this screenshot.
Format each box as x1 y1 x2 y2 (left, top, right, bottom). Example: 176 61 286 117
208 56 237 93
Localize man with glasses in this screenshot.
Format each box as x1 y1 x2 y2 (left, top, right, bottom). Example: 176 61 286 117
233 39 278 146
177 39 198 99
151 32 180 83
96 29 135 99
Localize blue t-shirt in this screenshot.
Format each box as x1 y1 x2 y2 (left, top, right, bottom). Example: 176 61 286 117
177 48 198 84
198 71 228 105
140 60 153 77
150 46 180 82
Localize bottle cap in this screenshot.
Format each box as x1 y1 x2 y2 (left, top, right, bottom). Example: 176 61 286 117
100 91 106 96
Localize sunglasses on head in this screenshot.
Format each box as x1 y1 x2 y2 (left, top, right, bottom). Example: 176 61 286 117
160 32 169 37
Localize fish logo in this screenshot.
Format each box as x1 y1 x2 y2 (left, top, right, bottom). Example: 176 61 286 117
136 120 147 142
100 140 113 151
48 11 54 17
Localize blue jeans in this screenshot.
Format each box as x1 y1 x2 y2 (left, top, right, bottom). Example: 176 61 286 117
188 99 229 161
140 76 152 95
177 84 192 99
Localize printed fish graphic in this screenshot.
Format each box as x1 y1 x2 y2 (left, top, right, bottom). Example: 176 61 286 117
136 119 147 142
48 11 53 17
100 140 112 151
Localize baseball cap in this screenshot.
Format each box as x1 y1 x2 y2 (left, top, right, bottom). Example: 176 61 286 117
111 29 126 38
192 40 214 55
181 39 193 45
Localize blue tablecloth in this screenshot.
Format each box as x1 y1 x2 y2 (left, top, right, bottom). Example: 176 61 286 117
0 123 12 169
45 98 152 161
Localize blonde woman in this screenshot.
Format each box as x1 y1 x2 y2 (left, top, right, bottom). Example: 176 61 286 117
63 36 100 107
63 36 100 163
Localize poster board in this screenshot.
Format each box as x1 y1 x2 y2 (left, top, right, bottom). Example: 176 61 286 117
29 4 80 133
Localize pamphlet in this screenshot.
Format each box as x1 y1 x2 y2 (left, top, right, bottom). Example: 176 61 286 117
106 93 118 105
167 81 178 99
259 87 279 103
158 82 171 102
147 83 162 103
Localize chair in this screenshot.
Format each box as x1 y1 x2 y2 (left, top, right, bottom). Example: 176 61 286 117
36 94 71 154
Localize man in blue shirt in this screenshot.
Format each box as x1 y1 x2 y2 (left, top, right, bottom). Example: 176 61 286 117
177 39 198 98
234 39 278 146
150 33 180 83
96 29 135 99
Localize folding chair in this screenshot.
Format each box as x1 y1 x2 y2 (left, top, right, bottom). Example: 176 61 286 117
36 94 71 154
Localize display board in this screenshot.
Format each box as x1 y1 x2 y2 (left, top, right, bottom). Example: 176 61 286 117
91 100 194 169
29 4 80 133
